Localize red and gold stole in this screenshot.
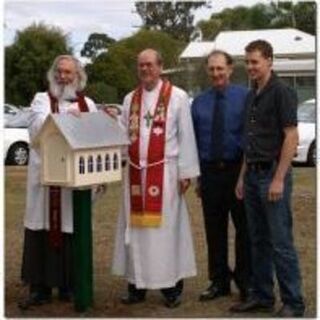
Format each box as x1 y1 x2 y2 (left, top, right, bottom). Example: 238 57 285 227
47 91 89 248
128 81 172 227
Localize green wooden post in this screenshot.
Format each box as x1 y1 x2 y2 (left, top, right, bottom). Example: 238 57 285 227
73 189 93 312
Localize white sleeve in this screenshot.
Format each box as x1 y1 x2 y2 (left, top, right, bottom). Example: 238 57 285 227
28 92 50 141
176 90 200 180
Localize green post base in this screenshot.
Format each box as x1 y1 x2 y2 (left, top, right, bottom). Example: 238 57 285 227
73 189 93 312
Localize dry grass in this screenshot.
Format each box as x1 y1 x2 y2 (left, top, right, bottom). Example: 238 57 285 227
5 166 316 317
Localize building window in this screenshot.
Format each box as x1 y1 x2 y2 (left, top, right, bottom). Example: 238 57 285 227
105 154 110 171
113 153 119 170
96 155 102 172
79 156 85 174
88 155 94 173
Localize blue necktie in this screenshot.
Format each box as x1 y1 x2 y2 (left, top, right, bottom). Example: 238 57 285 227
211 91 225 161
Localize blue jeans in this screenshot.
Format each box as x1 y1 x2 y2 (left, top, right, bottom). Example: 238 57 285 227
244 165 304 311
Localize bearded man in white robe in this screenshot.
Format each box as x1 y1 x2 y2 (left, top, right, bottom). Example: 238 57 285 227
112 49 200 308
19 55 96 310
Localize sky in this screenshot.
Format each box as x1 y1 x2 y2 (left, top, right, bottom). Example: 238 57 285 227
4 0 266 57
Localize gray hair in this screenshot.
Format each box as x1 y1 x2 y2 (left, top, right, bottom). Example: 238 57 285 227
47 55 87 91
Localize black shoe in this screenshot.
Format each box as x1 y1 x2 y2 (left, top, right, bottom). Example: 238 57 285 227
164 295 181 308
18 292 52 310
199 284 230 301
121 294 145 305
229 298 273 313
275 305 305 317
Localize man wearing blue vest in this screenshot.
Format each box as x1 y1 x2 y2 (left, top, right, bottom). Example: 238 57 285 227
191 50 251 302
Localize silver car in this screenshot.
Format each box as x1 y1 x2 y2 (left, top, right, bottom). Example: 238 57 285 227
293 99 316 166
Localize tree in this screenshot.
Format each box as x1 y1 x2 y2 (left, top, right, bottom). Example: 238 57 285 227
197 2 316 40
85 82 118 104
197 4 275 40
86 29 184 102
135 1 207 42
80 33 116 59
269 1 316 35
5 23 71 106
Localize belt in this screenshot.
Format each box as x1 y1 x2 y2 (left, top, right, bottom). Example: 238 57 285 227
246 161 274 171
201 160 241 171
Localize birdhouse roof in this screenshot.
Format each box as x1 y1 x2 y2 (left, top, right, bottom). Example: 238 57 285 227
32 111 129 149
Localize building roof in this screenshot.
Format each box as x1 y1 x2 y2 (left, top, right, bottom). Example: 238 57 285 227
180 28 315 60
33 111 129 149
273 59 315 73
179 41 216 59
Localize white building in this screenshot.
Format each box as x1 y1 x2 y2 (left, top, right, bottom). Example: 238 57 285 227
179 28 315 102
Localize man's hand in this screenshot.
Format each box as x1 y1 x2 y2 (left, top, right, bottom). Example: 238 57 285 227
179 179 191 195
235 177 244 200
67 108 81 117
268 178 284 202
103 107 118 120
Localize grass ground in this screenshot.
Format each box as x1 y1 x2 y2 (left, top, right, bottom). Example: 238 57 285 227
5 166 316 317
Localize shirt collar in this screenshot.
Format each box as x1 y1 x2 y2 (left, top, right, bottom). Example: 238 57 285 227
253 71 279 97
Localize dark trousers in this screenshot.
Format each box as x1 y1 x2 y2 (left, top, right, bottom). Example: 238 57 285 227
200 163 251 290
21 229 73 292
244 166 304 311
128 280 184 299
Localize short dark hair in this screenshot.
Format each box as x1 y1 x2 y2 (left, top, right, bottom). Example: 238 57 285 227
206 50 233 66
245 40 273 60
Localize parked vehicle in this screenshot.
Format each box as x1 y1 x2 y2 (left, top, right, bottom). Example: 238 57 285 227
293 99 316 166
5 105 33 128
4 127 30 166
4 104 20 126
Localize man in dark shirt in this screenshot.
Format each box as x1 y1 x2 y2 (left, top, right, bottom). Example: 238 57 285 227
231 40 305 317
191 50 251 302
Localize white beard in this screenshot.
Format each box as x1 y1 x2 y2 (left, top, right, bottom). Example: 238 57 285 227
49 81 78 101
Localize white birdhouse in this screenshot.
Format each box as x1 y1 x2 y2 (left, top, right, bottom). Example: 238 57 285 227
32 111 129 188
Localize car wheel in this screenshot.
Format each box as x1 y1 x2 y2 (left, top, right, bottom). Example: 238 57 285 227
307 141 316 167
6 142 29 166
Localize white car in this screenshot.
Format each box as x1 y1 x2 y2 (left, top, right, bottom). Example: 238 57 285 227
293 99 315 166
5 105 33 128
4 127 30 166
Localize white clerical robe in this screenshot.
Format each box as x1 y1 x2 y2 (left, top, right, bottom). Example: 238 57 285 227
24 92 97 233
112 81 200 289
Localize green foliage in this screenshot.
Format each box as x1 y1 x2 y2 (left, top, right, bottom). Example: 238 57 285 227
135 1 206 42
86 29 184 103
270 2 316 35
85 82 118 104
5 23 71 106
80 33 115 58
198 2 316 40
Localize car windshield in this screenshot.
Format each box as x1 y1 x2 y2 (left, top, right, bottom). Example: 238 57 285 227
298 102 315 123
5 104 20 115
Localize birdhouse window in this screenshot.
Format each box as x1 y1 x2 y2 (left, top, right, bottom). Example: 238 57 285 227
79 156 85 174
88 155 94 173
113 153 119 170
96 155 102 172
105 154 110 171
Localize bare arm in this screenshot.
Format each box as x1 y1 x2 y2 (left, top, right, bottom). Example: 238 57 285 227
268 126 298 201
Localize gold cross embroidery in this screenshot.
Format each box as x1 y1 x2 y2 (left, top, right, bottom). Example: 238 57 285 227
144 110 153 128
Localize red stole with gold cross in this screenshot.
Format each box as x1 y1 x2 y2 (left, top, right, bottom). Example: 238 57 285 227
47 91 89 248
128 81 172 227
